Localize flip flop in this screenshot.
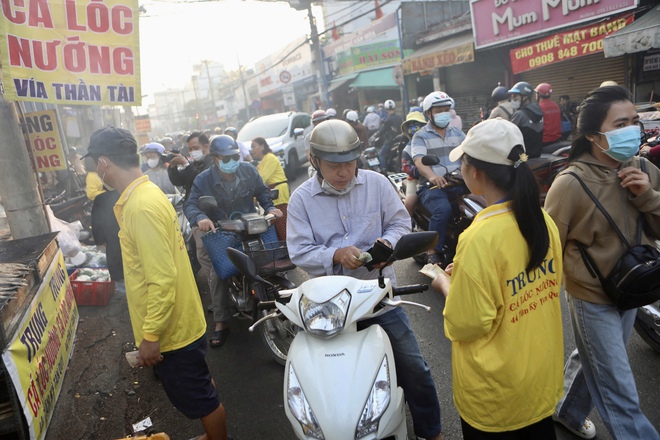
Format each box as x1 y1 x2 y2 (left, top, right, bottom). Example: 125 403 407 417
209 328 230 348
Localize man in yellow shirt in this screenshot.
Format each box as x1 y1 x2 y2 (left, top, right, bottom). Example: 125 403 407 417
83 127 229 440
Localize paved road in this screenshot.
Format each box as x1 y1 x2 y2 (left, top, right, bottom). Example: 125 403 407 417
204 168 660 439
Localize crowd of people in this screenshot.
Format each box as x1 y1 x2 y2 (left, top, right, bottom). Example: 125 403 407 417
72 82 658 440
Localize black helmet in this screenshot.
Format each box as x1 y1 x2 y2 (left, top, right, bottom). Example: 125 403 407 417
491 86 509 102
508 81 534 99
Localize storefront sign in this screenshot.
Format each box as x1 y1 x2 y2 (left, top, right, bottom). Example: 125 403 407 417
2 251 79 440
510 14 634 74
643 54 660 72
323 13 398 58
402 42 474 75
20 110 67 172
135 115 151 133
337 40 410 76
257 36 313 97
470 0 638 49
0 0 141 105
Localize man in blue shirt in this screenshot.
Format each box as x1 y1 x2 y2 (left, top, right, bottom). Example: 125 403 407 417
287 120 443 440
412 91 466 266
184 135 282 347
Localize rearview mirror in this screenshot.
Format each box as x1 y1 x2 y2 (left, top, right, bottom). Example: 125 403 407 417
421 155 440 166
392 231 438 261
293 127 305 138
227 248 258 279
199 196 218 215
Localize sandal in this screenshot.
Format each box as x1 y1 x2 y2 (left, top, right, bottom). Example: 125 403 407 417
209 328 230 348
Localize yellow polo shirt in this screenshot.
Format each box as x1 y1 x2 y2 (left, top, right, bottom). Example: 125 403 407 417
257 153 289 205
114 175 205 352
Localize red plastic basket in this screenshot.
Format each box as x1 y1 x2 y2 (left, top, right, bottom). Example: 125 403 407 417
69 269 115 306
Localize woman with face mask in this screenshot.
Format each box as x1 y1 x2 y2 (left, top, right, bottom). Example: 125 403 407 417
142 143 177 194
545 86 660 440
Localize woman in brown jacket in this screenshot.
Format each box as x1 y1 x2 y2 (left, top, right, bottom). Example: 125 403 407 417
545 86 660 440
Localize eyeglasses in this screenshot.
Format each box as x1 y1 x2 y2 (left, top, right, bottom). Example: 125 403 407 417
218 155 240 163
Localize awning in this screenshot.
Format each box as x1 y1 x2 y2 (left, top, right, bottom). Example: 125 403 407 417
604 5 660 57
327 73 359 93
402 33 474 76
348 67 399 89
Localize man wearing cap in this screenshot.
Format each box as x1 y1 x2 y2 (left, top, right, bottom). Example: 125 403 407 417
534 83 562 147
183 135 282 347
83 127 229 440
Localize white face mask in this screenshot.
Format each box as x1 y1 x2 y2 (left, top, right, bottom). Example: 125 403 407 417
510 100 521 110
96 158 115 191
321 177 356 196
190 150 204 161
147 158 160 169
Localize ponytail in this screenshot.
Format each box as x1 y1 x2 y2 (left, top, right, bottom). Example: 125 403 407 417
464 151 549 272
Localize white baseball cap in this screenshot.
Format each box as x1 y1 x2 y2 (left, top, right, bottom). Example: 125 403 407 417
449 118 526 166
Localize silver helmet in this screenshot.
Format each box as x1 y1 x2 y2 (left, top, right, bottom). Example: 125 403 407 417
309 120 361 163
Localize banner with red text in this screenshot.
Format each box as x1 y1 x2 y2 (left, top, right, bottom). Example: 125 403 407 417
0 0 141 105
2 251 78 440
510 14 634 74
21 110 67 172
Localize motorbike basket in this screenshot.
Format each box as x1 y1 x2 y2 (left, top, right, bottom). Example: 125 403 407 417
244 241 296 275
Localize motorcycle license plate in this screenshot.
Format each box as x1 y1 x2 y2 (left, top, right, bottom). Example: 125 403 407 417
368 158 380 166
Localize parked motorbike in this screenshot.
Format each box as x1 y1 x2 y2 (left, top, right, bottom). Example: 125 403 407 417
360 146 383 173
199 195 297 365
635 301 660 354
227 231 438 439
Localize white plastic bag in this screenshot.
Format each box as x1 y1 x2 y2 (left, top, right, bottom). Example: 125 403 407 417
46 205 83 257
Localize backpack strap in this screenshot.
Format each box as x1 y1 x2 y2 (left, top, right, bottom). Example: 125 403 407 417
497 104 512 118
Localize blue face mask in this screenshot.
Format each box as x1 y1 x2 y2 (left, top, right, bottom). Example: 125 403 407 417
595 125 641 162
219 158 239 174
433 112 451 128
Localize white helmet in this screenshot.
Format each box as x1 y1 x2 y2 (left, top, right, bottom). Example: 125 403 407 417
326 108 337 117
367 106 375 113
346 110 359 122
384 99 395 110
422 91 455 113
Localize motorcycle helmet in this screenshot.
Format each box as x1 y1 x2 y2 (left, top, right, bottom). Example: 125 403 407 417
508 81 534 99
342 108 351 120
535 82 553 98
311 109 328 124
367 106 375 113
346 110 359 123
326 108 337 118
409 106 423 113
210 135 240 156
491 85 509 102
142 142 165 155
384 99 395 110
401 111 427 138
224 127 238 139
309 120 361 163
422 91 455 114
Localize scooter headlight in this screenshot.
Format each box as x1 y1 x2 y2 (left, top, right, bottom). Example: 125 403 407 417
300 289 351 338
355 356 391 438
287 365 324 439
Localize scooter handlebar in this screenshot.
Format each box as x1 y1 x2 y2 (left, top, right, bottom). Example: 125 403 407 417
393 284 428 296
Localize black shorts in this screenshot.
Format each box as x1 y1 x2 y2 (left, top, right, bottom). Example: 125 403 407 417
153 337 220 419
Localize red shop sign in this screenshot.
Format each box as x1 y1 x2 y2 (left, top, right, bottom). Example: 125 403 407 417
509 13 634 74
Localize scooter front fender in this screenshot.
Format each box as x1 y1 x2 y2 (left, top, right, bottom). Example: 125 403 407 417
284 325 406 440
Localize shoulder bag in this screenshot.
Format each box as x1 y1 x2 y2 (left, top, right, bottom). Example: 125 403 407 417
566 161 660 309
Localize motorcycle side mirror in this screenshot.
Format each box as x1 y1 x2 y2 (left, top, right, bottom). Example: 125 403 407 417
199 196 218 215
227 248 258 279
270 189 280 200
421 155 440 166
378 231 439 287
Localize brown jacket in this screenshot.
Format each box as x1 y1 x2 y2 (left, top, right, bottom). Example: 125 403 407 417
350 122 370 149
544 154 660 304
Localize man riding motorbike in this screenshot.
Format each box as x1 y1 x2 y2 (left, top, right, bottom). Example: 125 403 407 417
412 91 466 266
509 81 544 158
376 99 404 173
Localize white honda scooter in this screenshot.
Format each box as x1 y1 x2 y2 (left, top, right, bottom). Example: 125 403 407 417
228 231 437 440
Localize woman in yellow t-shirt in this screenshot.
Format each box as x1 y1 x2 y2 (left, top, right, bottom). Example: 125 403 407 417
250 137 290 240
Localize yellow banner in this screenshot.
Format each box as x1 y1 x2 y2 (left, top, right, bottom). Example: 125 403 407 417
21 110 66 172
0 0 141 105
403 42 474 76
1 251 79 440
